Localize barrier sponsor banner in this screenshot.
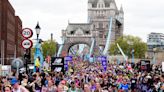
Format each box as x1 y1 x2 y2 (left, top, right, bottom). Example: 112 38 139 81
2 65 11 76
51 57 65 73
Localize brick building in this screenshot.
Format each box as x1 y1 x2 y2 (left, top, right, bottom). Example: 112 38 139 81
0 0 23 65
15 16 24 58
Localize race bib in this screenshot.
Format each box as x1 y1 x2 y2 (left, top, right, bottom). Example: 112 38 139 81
132 80 135 83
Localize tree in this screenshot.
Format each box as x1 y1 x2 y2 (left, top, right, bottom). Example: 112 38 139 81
109 35 147 58
41 40 57 58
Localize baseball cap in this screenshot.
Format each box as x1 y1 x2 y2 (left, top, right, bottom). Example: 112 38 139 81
10 78 18 86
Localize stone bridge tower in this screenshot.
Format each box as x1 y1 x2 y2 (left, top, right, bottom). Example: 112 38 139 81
60 0 124 56
88 0 124 47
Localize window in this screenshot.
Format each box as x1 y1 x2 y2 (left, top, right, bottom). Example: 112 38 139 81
99 23 103 28
70 31 74 35
101 11 103 15
101 4 104 8
105 3 110 7
104 35 107 38
116 30 119 34
92 4 96 8
98 4 101 8
85 31 90 34
153 39 156 42
99 34 103 38
106 25 108 28
93 25 96 29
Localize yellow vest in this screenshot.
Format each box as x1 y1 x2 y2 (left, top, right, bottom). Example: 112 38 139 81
35 58 40 67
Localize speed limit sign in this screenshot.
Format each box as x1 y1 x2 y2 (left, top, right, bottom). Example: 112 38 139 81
21 39 33 49
22 28 33 38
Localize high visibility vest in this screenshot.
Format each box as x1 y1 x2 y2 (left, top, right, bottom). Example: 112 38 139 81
35 58 40 67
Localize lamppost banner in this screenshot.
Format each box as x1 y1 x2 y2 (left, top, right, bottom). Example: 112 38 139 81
101 56 107 71
64 56 72 61
64 56 72 71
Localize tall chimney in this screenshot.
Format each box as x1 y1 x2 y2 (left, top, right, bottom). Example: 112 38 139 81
51 33 53 41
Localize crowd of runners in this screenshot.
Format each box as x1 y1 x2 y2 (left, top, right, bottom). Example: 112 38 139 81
0 60 164 92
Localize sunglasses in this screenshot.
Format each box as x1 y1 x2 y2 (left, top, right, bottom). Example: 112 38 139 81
71 82 75 84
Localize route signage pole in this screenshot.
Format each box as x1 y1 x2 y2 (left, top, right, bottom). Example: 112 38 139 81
21 28 33 74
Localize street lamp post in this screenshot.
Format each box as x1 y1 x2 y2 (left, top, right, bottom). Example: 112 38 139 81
127 41 134 64
152 48 157 64
131 49 135 64
35 22 41 41
117 50 121 64
34 22 42 72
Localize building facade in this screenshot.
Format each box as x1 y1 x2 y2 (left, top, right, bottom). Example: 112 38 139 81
88 0 124 44
0 0 23 65
146 32 164 62
147 32 164 50
15 16 24 57
61 0 124 55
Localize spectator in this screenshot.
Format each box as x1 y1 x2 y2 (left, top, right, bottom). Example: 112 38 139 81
60 80 68 91
118 79 129 92
10 78 29 92
68 81 80 92
83 84 90 92
42 80 57 92
4 85 12 92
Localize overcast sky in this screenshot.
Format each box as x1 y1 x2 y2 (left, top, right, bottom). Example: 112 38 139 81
9 0 164 43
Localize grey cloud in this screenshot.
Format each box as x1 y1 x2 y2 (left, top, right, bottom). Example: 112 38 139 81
10 0 164 43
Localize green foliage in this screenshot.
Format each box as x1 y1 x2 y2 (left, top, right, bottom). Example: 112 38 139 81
41 40 57 58
109 35 147 58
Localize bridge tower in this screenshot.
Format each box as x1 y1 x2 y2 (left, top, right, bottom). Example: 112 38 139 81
59 0 124 56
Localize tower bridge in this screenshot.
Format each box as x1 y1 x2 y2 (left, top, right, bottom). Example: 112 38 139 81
58 0 124 57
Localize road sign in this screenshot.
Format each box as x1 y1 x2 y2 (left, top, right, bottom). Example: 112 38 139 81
22 28 33 39
21 39 33 49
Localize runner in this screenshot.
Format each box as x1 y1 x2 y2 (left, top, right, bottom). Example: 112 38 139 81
1 59 163 92
10 78 29 92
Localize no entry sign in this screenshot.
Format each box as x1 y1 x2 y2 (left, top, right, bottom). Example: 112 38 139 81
21 39 33 49
22 28 33 39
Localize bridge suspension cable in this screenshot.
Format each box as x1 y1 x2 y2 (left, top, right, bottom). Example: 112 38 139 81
89 38 95 56
57 37 66 57
103 17 113 55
